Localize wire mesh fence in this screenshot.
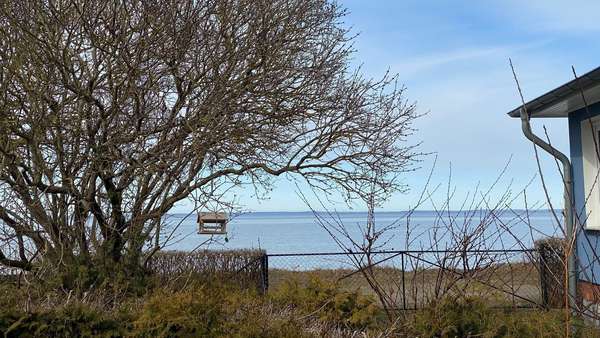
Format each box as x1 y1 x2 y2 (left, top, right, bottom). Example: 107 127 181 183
266 249 546 310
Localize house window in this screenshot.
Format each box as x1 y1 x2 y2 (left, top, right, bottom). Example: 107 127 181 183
581 117 600 230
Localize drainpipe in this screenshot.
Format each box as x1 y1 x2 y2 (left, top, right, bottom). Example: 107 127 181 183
520 108 577 309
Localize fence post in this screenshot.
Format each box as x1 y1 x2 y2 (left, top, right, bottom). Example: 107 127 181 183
260 253 269 294
401 252 406 310
535 238 566 308
538 247 549 308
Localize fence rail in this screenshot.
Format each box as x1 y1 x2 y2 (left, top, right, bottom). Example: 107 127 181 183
264 248 558 310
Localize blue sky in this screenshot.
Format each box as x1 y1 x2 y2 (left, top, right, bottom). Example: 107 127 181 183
176 0 600 213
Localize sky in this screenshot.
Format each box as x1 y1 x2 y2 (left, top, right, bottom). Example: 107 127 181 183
175 0 600 213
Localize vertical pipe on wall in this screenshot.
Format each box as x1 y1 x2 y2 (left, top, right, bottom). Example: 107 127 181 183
519 109 577 309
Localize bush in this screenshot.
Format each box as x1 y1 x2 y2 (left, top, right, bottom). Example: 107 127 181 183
133 286 226 337
2 304 125 338
0 284 308 337
407 296 597 338
2 278 599 337
270 276 384 330
133 284 309 338
409 297 491 337
0 284 23 311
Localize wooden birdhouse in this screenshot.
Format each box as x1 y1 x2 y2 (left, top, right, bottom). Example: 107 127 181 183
197 212 228 235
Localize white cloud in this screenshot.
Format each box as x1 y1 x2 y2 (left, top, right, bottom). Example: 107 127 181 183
392 40 553 79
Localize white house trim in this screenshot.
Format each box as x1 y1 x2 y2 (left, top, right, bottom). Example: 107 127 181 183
581 116 600 230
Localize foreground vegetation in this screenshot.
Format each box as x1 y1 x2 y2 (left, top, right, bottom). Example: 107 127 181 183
0 275 597 338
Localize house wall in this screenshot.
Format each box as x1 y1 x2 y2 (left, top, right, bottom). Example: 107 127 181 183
569 101 600 285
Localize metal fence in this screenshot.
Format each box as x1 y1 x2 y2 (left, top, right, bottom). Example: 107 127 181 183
0 247 561 310
264 249 552 310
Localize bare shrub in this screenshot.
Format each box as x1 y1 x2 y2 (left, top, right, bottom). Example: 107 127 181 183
147 249 266 291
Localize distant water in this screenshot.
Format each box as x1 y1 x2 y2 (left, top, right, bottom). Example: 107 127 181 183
160 210 560 254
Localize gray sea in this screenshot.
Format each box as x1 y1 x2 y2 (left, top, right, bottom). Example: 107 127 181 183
160 210 560 254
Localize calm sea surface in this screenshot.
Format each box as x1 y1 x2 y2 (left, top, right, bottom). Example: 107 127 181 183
161 210 560 254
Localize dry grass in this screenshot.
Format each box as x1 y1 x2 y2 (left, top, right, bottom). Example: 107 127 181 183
269 261 542 308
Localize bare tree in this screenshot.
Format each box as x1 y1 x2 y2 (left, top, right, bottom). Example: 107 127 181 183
0 0 418 286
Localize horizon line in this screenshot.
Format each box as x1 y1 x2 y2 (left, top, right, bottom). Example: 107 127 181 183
169 208 559 214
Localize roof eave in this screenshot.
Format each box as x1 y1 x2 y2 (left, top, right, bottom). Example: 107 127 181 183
506 66 600 119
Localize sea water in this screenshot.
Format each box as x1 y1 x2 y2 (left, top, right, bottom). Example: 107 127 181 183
160 210 560 254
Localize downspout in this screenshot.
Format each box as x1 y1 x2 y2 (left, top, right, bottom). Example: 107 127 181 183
520 109 577 308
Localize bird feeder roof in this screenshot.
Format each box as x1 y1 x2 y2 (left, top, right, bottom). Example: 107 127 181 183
197 212 228 223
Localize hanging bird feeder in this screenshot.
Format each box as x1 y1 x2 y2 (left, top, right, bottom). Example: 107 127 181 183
197 212 228 235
